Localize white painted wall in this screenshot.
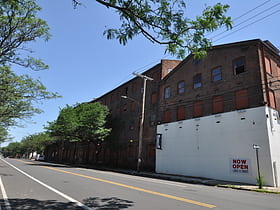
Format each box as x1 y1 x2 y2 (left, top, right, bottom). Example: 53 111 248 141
156 106 280 186
267 107 280 187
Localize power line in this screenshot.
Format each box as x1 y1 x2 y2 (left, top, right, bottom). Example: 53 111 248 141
206 0 272 37
232 0 272 21
213 9 280 42
100 1 280 97
234 3 280 28
210 2 280 41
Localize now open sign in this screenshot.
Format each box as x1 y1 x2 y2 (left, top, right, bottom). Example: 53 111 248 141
230 158 251 174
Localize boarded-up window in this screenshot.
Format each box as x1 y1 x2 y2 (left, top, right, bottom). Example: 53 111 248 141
265 57 272 74
213 95 224 114
151 92 157 104
193 101 203 117
177 106 185 120
269 91 276 109
235 89 249 109
163 110 171 123
271 59 278 75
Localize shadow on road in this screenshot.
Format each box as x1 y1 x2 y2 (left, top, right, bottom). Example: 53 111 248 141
1 197 134 210
0 173 13 177
1 199 83 209
83 197 134 209
28 162 73 168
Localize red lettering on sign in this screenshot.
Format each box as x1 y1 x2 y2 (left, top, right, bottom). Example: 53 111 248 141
232 163 248 170
231 159 250 173
233 159 247 164
242 165 248 170
241 160 247 164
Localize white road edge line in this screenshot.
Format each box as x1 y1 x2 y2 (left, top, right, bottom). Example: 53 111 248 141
0 176 12 210
1 159 91 210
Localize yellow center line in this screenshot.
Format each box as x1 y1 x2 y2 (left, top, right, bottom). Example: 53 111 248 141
16 159 35 164
45 166 216 208
15 159 216 208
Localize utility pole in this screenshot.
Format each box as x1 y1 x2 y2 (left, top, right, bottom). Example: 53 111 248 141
133 72 153 172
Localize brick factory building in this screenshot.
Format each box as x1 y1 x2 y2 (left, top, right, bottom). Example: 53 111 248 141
45 39 280 186
93 59 181 171
156 39 280 186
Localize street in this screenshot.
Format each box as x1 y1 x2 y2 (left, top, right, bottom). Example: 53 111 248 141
0 157 279 210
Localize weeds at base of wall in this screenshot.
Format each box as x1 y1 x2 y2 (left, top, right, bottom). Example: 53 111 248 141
256 174 265 189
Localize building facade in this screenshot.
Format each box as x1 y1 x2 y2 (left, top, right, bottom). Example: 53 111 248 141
156 39 280 186
45 39 280 186
94 59 181 171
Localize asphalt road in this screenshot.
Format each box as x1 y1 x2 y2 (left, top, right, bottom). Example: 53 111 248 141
0 157 279 210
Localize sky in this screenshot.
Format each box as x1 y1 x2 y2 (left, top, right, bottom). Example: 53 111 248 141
3 0 280 147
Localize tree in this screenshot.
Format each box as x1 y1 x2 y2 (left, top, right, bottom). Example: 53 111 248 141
45 104 80 162
0 0 50 70
47 102 111 143
1 132 53 158
2 141 23 157
75 102 111 162
75 102 111 144
0 126 11 144
21 132 53 155
0 66 60 128
46 102 111 162
46 104 80 142
0 0 60 143
73 0 232 58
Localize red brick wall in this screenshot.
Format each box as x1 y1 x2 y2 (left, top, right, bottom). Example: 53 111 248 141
159 40 267 123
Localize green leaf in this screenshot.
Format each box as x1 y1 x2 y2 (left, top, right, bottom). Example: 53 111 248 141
0 0 51 70
96 0 232 59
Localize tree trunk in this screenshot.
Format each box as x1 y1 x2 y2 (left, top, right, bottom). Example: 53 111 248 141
72 142 77 164
87 141 90 164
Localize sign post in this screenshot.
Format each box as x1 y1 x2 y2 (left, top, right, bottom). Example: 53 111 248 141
253 144 261 188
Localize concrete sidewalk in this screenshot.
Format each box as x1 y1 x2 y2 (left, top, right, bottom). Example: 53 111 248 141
67 162 280 194
108 168 280 194
144 171 280 193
